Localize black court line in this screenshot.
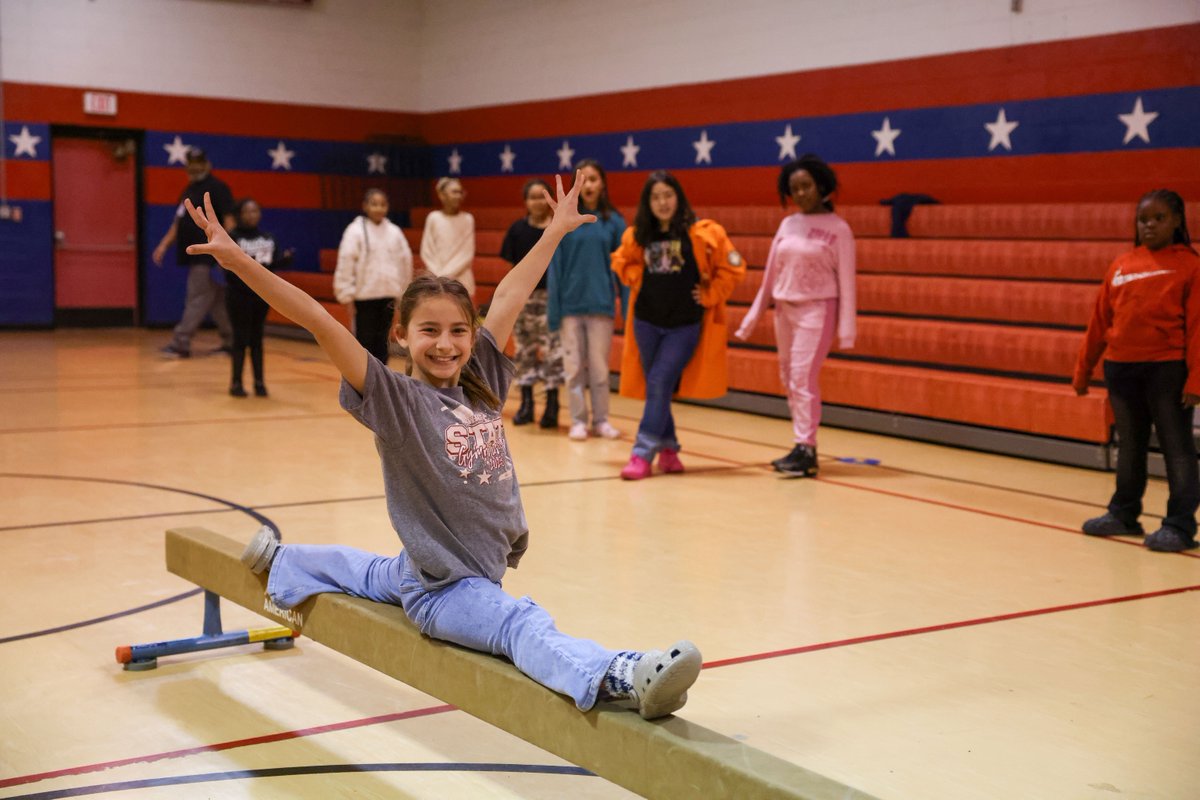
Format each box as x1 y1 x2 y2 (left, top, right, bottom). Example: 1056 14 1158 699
0 589 204 645
0 411 344 436
0 474 278 645
4 763 593 800
0 377 330 395
0 464 749 535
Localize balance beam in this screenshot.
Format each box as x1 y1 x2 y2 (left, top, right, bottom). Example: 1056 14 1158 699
165 527 877 800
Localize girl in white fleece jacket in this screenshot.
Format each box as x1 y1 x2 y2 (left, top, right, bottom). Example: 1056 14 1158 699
420 177 476 298
334 189 413 364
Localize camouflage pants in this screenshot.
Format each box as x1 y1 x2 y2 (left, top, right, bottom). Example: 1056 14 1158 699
513 290 564 388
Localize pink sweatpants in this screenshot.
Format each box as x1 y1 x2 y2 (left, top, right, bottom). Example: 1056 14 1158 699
774 299 837 445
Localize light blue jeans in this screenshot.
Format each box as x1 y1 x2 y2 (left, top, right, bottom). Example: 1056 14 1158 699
266 544 619 710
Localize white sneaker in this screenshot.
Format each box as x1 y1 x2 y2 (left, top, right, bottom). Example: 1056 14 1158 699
568 422 588 440
241 525 279 574
593 421 621 439
618 640 702 719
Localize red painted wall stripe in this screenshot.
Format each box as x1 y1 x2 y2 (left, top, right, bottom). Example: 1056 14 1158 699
3 160 52 200
144 167 325 209
420 24 1200 143
3 83 420 142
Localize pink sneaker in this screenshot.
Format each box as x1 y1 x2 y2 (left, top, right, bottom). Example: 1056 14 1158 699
620 455 652 480
658 449 685 474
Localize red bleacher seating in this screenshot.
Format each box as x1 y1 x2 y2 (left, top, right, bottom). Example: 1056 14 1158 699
272 201 1125 447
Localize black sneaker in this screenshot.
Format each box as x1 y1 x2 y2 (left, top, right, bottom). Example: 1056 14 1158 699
254 382 269 398
159 344 190 359
777 444 818 478
229 384 248 398
771 444 802 471
1081 513 1144 537
1144 526 1199 552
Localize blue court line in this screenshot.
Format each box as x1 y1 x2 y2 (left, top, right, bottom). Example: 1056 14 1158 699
5 763 594 799
0 473 277 645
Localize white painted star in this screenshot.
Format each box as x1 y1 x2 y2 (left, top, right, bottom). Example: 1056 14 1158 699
499 144 516 173
267 140 295 170
775 124 801 160
366 152 387 174
447 148 462 175
1118 97 1158 145
620 135 640 168
984 108 1019 152
871 117 901 157
477 471 492 485
692 130 716 165
458 468 472 479
556 140 575 170
8 125 42 158
163 135 191 165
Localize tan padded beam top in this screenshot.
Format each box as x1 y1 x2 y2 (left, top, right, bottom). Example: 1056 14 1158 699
165 527 877 800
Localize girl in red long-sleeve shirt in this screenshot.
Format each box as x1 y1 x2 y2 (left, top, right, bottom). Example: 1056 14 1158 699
1073 189 1200 552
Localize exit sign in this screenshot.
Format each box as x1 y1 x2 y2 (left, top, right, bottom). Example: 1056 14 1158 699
83 91 119 116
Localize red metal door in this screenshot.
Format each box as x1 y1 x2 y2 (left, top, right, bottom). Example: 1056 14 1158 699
52 136 138 318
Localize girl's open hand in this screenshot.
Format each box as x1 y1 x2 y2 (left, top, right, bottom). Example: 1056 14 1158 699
543 171 596 235
183 192 241 268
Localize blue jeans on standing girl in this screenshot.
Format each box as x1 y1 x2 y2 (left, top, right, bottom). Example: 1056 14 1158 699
632 317 702 461
266 544 620 709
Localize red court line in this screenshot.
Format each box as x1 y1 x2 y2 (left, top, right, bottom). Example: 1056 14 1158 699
605 410 1200 560
0 704 456 790
812 475 1200 559
703 583 1200 669
10 582 1199 790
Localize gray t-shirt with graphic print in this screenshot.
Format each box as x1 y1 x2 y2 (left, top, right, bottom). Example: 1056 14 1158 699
338 328 527 590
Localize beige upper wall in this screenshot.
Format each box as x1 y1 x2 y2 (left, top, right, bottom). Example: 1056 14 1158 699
0 0 424 110
2 0 1196 113
416 0 1200 111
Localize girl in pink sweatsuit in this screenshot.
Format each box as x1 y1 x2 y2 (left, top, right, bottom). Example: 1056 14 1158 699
735 154 856 477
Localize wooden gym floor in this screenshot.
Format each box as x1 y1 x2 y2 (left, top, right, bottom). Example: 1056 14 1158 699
0 328 1196 799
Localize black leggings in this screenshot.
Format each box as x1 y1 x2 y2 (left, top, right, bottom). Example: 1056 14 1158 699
227 286 268 386
1104 360 1200 535
354 298 393 364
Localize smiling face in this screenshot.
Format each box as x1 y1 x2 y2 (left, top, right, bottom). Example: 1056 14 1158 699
363 192 389 224
399 295 476 388
1136 197 1181 251
649 181 678 229
789 169 825 214
578 165 603 208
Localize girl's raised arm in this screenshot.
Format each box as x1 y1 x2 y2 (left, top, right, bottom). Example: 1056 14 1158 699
185 193 369 393
484 171 595 345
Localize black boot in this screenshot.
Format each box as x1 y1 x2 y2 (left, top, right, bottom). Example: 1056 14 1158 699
775 444 818 477
539 388 560 429
513 386 535 425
